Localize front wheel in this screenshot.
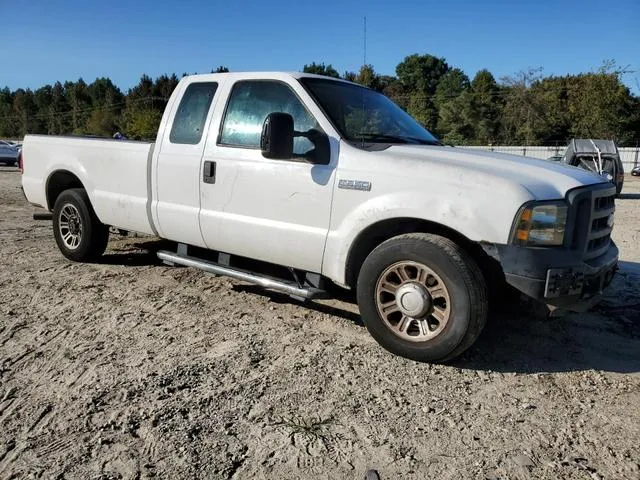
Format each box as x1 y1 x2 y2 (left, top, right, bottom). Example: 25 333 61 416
356 233 488 363
52 188 109 262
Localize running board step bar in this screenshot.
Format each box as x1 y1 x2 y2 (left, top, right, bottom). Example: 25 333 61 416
33 212 53 221
157 250 328 300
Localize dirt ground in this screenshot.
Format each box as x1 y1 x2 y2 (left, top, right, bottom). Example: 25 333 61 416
1 166 639 480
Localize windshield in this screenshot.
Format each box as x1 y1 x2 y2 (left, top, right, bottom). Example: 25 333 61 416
300 77 441 146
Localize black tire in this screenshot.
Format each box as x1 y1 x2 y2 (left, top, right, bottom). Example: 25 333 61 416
52 188 109 262
356 233 487 363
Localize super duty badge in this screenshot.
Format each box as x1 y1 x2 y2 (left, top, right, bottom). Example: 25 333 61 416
338 179 372 191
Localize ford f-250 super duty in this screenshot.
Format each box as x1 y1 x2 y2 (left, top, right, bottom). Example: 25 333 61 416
21 72 618 362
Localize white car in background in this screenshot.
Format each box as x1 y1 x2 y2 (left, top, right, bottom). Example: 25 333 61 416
0 140 20 166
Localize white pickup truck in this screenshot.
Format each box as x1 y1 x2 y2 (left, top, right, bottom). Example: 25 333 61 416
21 72 618 362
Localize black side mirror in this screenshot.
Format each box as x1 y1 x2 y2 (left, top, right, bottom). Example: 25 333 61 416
261 112 293 159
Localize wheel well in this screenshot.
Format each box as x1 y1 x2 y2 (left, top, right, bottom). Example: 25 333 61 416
46 170 85 210
344 218 504 289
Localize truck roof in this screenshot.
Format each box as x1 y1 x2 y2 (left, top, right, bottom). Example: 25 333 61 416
180 71 355 84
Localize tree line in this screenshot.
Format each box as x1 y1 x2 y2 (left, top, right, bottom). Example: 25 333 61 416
1 55 638 145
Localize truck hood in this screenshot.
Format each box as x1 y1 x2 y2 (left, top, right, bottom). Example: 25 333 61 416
375 145 607 200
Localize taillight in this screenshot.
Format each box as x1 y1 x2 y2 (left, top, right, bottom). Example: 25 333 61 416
18 150 23 173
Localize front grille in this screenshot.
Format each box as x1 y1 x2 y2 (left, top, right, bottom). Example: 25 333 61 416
594 195 615 211
567 184 615 261
586 190 614 259
591 216 609 232
587 235 609 252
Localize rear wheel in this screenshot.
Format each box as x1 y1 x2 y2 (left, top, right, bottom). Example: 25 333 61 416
52 188 109 262
356 233 487 363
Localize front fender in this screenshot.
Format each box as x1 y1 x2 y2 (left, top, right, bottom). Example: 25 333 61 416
321 188 530 286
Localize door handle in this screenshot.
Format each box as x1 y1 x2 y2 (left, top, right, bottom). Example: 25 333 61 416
203 161 216 184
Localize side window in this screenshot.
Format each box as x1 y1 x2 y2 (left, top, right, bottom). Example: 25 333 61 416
219 80 319 156
170 82 218 145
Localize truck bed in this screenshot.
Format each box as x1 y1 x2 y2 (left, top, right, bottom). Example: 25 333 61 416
22 135 156 235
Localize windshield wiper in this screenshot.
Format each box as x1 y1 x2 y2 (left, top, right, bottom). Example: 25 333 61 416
352 133 442 146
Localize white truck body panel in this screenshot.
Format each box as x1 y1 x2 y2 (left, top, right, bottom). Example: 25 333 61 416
22 135 155 235
199 146 337 272
21 71 608 286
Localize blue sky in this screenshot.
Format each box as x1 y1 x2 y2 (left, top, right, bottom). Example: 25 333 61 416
1 0 638 93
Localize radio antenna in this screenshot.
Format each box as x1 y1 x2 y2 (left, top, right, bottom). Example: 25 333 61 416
360 16 367 148
363 16 367 66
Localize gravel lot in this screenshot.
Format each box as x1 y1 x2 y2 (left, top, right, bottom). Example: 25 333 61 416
1 166 639 479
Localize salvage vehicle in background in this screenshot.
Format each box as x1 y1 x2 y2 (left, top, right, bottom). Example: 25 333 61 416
631 166 640 176
20 72 619 362
0 140 20 166
562 139 624 196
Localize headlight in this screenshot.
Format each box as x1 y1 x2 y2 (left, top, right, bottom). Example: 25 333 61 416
512 201 568 246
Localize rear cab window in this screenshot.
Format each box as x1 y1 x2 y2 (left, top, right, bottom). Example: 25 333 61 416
170 82 218 145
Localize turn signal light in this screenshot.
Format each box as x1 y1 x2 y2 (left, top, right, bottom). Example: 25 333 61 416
512 202 567 246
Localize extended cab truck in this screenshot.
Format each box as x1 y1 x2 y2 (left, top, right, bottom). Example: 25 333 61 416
21 72 618 362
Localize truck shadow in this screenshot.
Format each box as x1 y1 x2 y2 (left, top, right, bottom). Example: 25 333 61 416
98 238 640 374
232 284 364 327
99 238 365 325
238 263 640 374
455 261 640 374
98 238 172 266
238 277 640 374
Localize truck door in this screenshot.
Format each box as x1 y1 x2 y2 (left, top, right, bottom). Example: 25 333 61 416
198 79 336 273
154 81 220 247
